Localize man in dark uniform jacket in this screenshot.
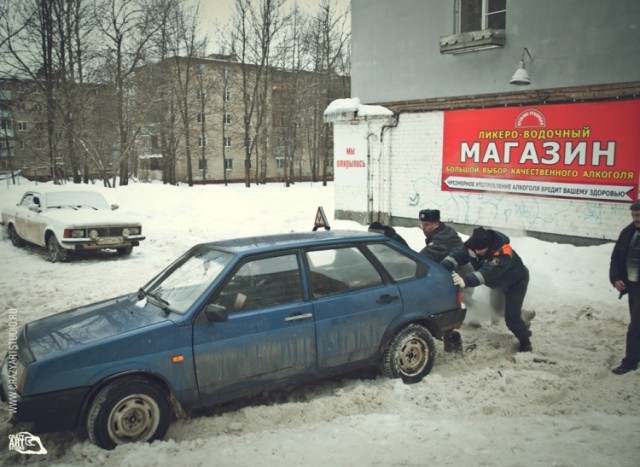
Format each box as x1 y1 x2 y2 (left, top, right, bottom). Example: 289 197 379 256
441 226 532 352
418 209 463 262
609 199 640 375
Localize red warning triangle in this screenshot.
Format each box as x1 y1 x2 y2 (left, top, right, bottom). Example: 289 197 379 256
313 206 331 231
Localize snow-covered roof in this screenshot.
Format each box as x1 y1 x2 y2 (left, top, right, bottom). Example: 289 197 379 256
323 97 393 123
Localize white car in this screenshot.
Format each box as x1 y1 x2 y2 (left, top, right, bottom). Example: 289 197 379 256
1 188 145 262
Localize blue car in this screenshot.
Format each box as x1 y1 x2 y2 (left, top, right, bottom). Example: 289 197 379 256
0 230 465 449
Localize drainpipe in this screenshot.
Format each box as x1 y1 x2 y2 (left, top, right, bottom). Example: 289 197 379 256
378 114 399 223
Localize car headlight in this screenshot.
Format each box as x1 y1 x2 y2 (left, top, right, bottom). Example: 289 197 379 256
89 229 99 240
124 227 140 236
64 229 86 238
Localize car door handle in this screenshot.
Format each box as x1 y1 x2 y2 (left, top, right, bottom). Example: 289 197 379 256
377 294 399 305
284 312 313 322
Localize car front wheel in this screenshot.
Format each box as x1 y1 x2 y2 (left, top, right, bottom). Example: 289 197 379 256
47 234 69 262
381 323 435 384
86 377 171 450
8 225 25 247
117 245 133 256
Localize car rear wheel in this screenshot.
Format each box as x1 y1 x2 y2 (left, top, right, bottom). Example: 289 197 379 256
8 225 25 247
381 323 435 384
86 377 171 450
47 233 69 262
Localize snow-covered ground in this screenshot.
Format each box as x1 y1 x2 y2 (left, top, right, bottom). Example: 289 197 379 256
0 179 638 466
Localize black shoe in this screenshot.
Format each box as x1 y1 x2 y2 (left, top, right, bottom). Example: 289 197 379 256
612 364 637 375
518 338 532 352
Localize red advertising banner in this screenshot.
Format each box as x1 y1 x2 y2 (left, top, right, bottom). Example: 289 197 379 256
442 100 640 202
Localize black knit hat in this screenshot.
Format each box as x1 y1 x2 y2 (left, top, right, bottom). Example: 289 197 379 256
466 226 492 250
419 209 440 222
630 199 640 211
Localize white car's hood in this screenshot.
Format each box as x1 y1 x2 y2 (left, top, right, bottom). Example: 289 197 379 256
42 207 141 227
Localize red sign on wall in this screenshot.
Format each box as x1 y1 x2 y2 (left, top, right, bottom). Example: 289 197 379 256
441 100 640 202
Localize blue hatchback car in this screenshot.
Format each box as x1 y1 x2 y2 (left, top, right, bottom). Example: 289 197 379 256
1 230 465 449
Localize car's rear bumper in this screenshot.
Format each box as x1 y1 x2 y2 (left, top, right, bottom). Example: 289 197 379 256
430 307 467 338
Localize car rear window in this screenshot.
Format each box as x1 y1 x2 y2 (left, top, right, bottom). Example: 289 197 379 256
366 243 420 282
306 246 383 298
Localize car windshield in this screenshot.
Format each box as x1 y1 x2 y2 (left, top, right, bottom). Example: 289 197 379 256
144 248 234 314
45 191 111 210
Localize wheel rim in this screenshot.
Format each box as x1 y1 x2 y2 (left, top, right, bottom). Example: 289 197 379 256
397 336 428 376
48 237 59 261
107 394 160 445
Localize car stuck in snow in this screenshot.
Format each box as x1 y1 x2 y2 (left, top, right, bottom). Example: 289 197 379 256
0 230 465 449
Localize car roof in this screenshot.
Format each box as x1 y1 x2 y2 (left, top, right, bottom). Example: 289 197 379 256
198 230 389 255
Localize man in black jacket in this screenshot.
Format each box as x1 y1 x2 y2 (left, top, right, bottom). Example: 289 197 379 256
609 199 640 375
441 226 531 352
418 209 463 262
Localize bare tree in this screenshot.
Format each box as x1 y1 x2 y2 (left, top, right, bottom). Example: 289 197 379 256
304 0 350 185
95 0 158 186
226 0 288 187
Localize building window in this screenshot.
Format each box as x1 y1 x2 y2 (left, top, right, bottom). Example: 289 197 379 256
35 122 45 131
224 137 231 147
276 158 285 169
34 103 43 112
198 113 205 123
197 89 206 100
18 121 27 131
223 113 231 125
0 120 12 130
225 159 233 170
198 159 207 170
224 90 231 102
199 136 207 147
439 0 506 54
459 0 505 32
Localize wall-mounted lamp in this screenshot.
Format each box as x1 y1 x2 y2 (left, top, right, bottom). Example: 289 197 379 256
510 47 533 85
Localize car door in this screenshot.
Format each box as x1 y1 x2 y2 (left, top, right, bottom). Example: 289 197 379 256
192 252 316 403
15 192 41 244
305 245 403 370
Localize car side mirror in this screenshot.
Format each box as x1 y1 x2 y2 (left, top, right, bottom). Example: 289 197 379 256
111 204 119 211
204 303 229 322
28 203 40 212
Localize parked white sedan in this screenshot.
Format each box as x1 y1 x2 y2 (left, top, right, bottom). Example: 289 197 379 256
1 188 145 262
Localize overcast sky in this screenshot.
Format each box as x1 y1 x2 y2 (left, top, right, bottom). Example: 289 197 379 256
195 0 351 54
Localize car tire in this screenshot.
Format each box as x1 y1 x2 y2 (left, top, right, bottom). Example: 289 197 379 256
47 233 69 262
117 245 133 256
86 377 171 450
8 225 25 247
381 323 435 384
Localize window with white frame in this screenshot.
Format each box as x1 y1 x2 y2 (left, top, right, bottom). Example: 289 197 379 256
223 113 231 125
199 136 207 147
18 121 27 131
224 90 231 102
225 159 233 170
198 113 205 123
276 157 285 169
440 0 506 54
224 137 231 147
458 0 506 32
197 89 206 100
